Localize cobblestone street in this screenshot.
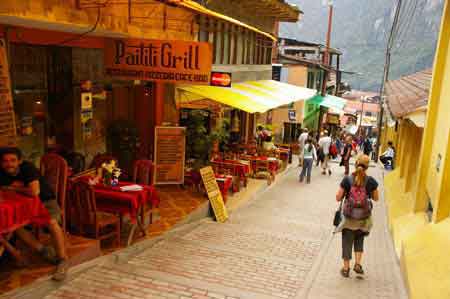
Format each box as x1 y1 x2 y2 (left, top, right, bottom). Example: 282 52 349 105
3 163 408 299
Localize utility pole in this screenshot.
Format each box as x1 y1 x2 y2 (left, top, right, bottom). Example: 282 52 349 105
321 0 334 96
324 0 334 66
319 0 334 133
375 0 402 159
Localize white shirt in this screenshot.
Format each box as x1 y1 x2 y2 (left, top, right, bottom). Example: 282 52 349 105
298 132 309 147
383 147 395 158
318 136 332 155
303 144 317 160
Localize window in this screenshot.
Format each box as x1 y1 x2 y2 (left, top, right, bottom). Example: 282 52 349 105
307 71 315 89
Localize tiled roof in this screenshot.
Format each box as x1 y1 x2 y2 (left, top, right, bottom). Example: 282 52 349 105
385 69 432 117
344 100 380 114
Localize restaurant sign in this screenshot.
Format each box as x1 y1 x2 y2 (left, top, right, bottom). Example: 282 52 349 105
154 127 186 185
104 39 212 84
200 166 228 223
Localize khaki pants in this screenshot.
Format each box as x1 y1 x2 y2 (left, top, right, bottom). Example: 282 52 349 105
322 154 330 172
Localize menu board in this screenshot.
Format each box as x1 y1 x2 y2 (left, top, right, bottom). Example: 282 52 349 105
200 166 228 223
154 126 186 185
0 39 16 146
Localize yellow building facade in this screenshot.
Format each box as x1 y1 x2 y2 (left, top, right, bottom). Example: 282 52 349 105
382 0 450 298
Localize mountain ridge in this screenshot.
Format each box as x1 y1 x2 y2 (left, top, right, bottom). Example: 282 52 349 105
280 0 445 91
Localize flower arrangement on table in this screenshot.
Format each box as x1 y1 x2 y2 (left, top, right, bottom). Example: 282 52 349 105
100 160 121 187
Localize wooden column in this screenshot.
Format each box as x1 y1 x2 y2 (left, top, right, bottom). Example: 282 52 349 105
154 82 164 126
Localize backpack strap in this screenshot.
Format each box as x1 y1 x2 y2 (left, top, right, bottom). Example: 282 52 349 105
346 175 369 198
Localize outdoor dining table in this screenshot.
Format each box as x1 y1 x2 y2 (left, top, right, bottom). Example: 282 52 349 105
246 156 279 175
215 174 233 202
0 191 50 262
211 159 251 190
78 178 160 246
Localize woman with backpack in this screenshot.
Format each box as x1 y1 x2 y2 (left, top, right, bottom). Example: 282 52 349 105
335 155 379 278
299 138 317 184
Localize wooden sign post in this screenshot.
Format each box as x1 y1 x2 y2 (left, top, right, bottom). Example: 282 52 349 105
154 126 186 185
200 166 228 223
0 39 16 146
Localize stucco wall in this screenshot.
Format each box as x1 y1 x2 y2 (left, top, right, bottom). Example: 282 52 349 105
426 41 450 206
212 64 272 82
287 65 308 87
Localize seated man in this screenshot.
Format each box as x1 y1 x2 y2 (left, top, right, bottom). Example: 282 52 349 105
380 141 395 168
0 147 68 281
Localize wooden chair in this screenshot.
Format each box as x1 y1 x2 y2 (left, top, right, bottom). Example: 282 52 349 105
254 159 273 185
40 153 68 233
72 180 121 247
65 152 86 175
132 160 154 185
132 160 159 225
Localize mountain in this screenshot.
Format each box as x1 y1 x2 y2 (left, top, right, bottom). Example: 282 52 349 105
280 0 445 91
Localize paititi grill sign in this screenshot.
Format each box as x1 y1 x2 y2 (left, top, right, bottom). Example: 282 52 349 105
105 39 213 84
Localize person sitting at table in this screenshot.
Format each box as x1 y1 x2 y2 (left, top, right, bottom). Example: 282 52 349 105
0 147 68 281
262 135 278 151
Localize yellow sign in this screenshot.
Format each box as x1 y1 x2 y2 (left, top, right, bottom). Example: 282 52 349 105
200 166 228 223
104 38 212 84
154 127 186 185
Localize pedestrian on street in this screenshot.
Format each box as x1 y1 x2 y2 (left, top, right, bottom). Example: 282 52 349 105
297 128 309 167
335 155 379 278
318 130 332 175
380 141 395 168
340 136 353 175
363 137 372 156
299 138 317 184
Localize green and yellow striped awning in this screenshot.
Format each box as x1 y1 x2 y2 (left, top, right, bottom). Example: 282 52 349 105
176 80 317 113
306 94 347 111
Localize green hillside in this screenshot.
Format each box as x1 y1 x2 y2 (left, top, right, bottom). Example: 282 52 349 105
280 0 445 91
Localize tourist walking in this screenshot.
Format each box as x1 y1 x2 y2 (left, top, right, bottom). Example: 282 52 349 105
297 128 309 167
340 136 353 175
335 155 379 278
318 130 332 175
299 138 317 184
362 136 372 156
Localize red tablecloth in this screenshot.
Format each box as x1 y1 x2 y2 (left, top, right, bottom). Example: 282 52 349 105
0 192 50 234
249 157 279 173
278 149 290 160
215 174 233 201
92 182 159 222
211 159 251 177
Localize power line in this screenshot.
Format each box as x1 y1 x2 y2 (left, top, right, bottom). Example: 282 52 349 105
375 0 403 159
392 0 420 52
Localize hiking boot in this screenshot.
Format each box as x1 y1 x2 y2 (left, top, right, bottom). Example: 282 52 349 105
52 259 69 282
328 169 332 176
39 246 58 265
340 268 350 278
353 264 364 275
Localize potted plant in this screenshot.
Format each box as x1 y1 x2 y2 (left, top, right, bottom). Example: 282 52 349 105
185 110 212 170
107 120 140 178
210 118 230 159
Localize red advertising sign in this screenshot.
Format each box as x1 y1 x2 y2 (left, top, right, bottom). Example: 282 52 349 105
210 72 232 87
104 39 213 84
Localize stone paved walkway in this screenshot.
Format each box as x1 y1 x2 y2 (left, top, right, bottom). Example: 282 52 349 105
2 163 408 299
